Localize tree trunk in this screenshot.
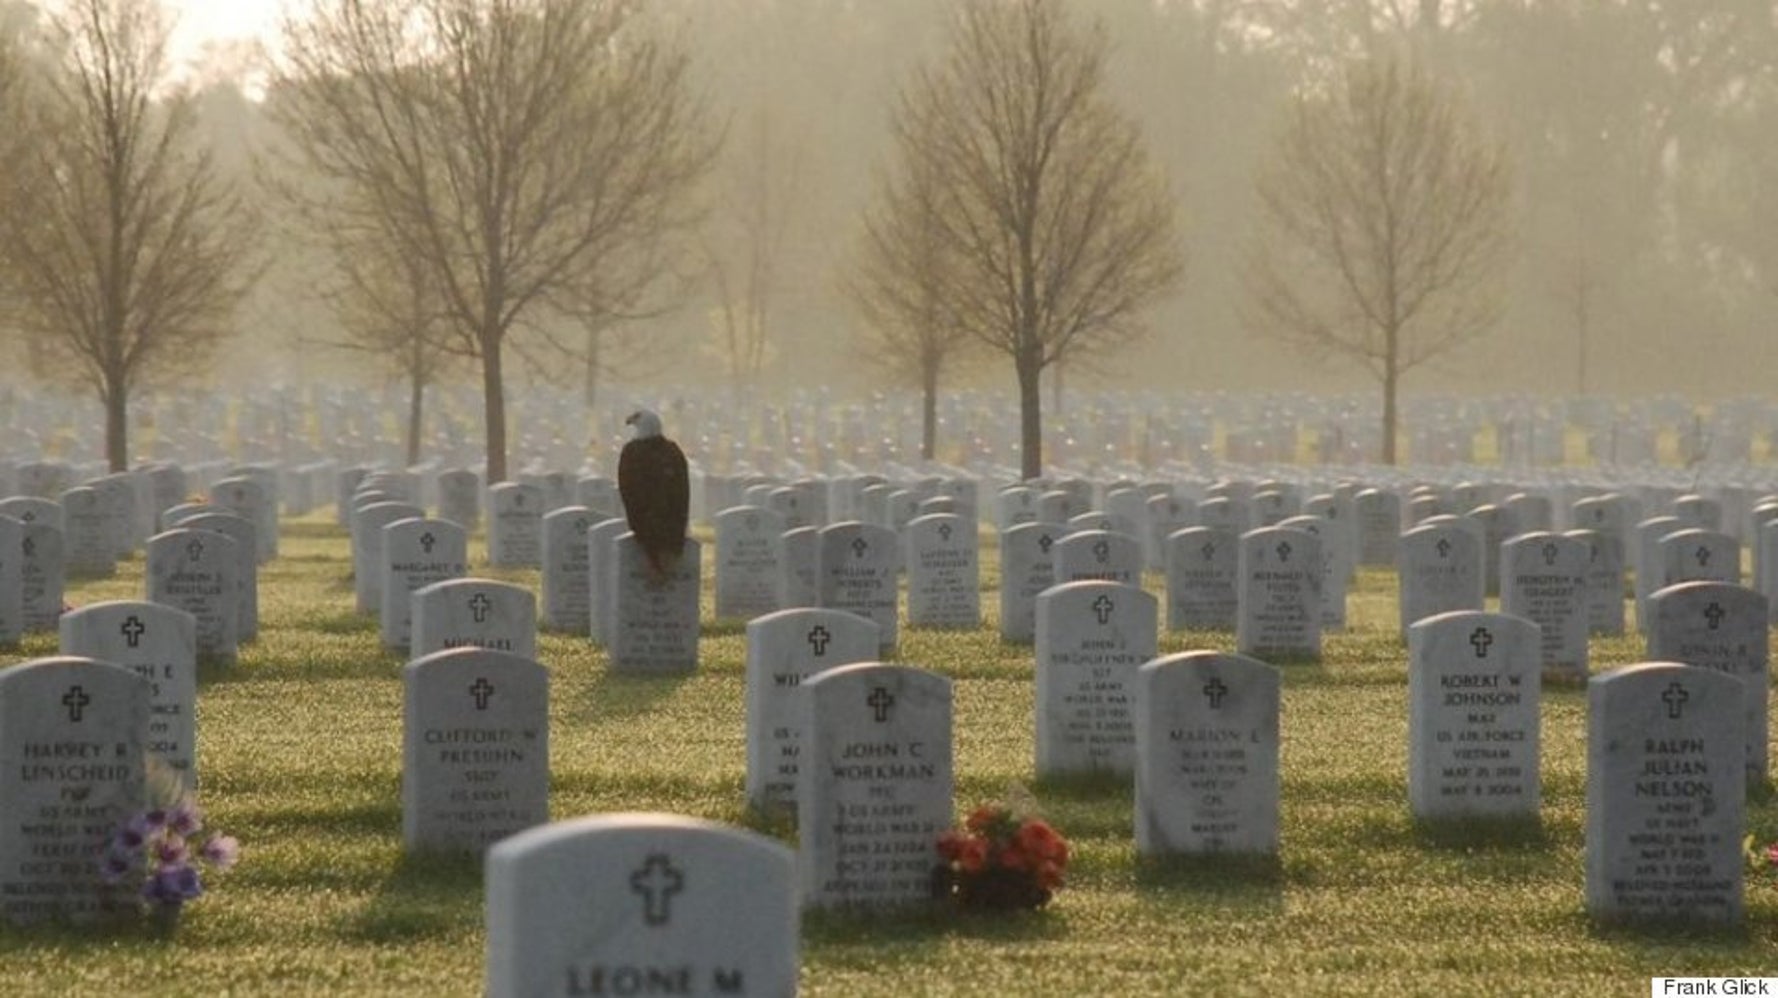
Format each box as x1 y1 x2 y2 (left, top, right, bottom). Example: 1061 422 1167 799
920 360 938 462
406 371 424 467
1017 351 1044 480
482 335 508 483
584 325 600 409
1381 364 1398 465
104 380 129 472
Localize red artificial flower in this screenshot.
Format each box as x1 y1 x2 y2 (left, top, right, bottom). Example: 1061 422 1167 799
1016 820 1067 863
937 829 968 862
955 836 989 874
965 805 1000 834
1034 858 1066 891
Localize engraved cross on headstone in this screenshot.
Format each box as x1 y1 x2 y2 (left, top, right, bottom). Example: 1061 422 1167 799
867 686 894 722
1704 602 1725 630
1038 533 1054 554
186 537 204 562
62 686 91 723
1695 545 1711 567
938 522 953 543
469 593 491 623
1436 537 1451 559
1202 677 1228 709
469 677 495 710
1200 541 1216 561
1541 542 1558 566
1469 627 1493 658
1092 539 1110 564
807 625 831 656
420 532 436 554
851 536 869 559
121 615 146 648
629 854 684 927
1662 682 1689 719
1091 594 1114 624
1276 540 1292 563
21 536 33 557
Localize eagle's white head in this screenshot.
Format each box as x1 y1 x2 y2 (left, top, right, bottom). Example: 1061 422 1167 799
624 408 663 440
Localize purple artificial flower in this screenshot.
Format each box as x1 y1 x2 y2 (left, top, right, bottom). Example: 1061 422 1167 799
141 809 169 832
117 813 153 850
142 864 202 906
167 798 203 837
100 849 134 885
199 835 240 871
155 835 189 868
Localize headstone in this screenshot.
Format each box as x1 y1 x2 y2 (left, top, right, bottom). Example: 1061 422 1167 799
437 469 480 531
59 486 114 579
1498 532 1589 681
744 608 879 814
180 511 259 643
411 579 537 661
608 537 700 675
0 516 19 646
1052 529 1142 587
19 522 65 634
799 663 952 909
1355 489 1402 567
575 475 619 518
1397 522 1484 635
540 507 594 633
403 647 549 852
1035 581 1157 778
1165 526 1238 631
1631 515 1684 630
353 501 423 614
585 517 629 646
997 522 1061 643
1644 581 1769 783
145 528 239 663
1586 663 1744 924
210 475 276 564
714 506 784 621
58 602 197 782
1235 527 1322 661
1133 651 1280 856
1658 528 1740 592
487 482 543 568
1278 514 1347 630
0 658 149 924
485 814 796 998
816 523 898 654
0 497 61 532
903 514 978 629
776 526 819 610
1407 611 1541 820
1567 528 1626 637
381 518 469 650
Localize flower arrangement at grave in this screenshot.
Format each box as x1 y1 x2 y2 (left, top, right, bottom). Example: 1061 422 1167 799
932 800 1069 911
102 769 238 927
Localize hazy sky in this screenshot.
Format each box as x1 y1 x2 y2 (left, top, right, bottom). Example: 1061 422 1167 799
166 0 282 57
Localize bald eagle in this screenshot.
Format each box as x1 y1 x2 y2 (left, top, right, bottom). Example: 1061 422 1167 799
618 408 689 585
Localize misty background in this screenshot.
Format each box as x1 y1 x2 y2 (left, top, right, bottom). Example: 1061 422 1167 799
7 0 1776 404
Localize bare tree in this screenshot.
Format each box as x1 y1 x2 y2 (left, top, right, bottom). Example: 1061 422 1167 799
310 229 453 466
1246 52 1512 464
889 0 1181 479
270 0 714 483
0 0 257 471
845 150 975 462
703 108 799 391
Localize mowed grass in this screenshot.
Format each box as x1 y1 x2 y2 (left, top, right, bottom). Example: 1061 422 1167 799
2 515 1777 996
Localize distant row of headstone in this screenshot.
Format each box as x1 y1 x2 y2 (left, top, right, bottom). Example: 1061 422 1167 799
2 455 1774 953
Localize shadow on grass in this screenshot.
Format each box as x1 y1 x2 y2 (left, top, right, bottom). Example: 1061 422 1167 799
1133 853 1285 913
804 899 1069 946
1588 912 1753 949
1412 815 1550 852
578 667 697 721
339 849 484 943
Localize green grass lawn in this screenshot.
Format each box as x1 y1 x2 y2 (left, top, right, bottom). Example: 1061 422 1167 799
2 516 1776 996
